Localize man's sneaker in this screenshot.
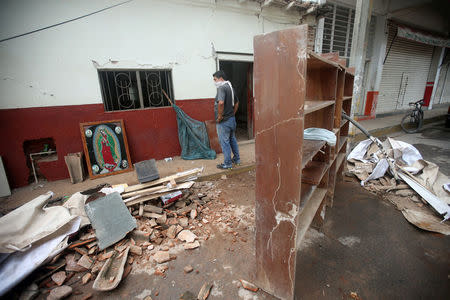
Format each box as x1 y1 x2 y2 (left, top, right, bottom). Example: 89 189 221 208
217 163 232 170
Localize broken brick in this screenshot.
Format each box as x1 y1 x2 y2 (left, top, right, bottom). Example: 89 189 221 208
82 273 92 285
51 271 66 286
166 225 177 239
177 230 197 243
130 245 143 256
240 279 259 292
153 251 170 264
47 285 72 300
77 255 93 270
184 241 200 250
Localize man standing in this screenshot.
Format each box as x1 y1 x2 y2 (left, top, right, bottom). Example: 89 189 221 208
213 70 241 169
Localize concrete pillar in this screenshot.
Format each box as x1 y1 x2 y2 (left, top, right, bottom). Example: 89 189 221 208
359 15 387 118
314 17 324 53
349 0 372 130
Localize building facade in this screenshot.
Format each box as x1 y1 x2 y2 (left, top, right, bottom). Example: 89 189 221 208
315 0 449 118
0 0 313 188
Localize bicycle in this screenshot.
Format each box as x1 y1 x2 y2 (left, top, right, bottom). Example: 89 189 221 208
400 99 424 133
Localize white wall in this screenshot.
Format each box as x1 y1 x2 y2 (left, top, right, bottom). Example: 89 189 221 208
0 0 300 109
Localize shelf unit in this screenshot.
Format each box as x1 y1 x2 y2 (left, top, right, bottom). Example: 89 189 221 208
254 26 354 300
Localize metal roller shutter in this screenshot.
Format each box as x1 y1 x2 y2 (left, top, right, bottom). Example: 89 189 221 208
377 24 434 114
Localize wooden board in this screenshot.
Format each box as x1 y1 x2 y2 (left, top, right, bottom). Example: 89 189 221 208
339 136 348 152
304 100 335 114
301 140 326 168
204 120 222 154
124 167 203 193
80 119 133 179
296 188 328 248
302 161 328 185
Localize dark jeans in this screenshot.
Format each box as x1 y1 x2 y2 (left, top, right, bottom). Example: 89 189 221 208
216 116 240 167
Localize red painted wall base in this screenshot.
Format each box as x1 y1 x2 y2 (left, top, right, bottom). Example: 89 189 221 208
363 91 379 119
0 99 215 188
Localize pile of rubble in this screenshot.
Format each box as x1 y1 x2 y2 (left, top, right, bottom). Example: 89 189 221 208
346 137 450 235
1 167 259 300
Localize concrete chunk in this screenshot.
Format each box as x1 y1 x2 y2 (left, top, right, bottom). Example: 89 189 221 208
47 285 72 300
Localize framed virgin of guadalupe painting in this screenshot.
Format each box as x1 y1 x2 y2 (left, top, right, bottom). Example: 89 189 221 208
80 119 133 179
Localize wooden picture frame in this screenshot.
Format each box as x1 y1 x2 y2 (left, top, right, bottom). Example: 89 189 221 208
80 119 133 179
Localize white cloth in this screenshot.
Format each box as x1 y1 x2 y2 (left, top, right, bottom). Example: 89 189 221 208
215 80 235 106
0 192 76 253
303 128 336 146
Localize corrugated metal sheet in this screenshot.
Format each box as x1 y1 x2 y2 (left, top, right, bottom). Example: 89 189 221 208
377 24 434 113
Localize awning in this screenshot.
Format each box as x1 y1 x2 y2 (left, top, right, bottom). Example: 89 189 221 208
397 24 450 48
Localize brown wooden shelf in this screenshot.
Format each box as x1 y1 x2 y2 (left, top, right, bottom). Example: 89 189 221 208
343 96 352 101
296 187 328 247
307 50 341 70
300 183 316 207
302 161 328 185
304 100 335 114
335 153 346 171
338 136 348 152
301 140 326 168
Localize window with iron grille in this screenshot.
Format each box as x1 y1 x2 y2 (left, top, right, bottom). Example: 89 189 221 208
98 69 174 111
322 3 355 64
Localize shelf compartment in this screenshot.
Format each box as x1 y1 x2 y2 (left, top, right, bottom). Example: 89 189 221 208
302 140 326 168
338 136 348 152
296 187 328 248
335 153 346 171
307 50 341 70
305 100 335 114
302 161 328 185
340 119 348 128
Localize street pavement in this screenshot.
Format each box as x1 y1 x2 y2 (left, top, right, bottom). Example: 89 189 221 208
295 120 450 299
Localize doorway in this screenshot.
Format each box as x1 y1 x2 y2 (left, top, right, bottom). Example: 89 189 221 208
219 60 254 141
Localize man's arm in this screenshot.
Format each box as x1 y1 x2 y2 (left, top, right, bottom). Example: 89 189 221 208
217 100 225 122
233 101 239 115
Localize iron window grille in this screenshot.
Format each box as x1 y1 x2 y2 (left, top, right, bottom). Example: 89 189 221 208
98 69 174 111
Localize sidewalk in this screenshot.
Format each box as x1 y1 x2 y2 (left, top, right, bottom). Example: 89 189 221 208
1 141 256 213
354 104 448 141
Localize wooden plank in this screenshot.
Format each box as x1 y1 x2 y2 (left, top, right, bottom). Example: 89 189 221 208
340 119 348 128
205 120 222 154
124 193 167 207
304 100 335 114
308 50 341 69
300 183 316 208
302 161 328 185
296 188 328 249
335 153 346 171
343 96 352 101
338 136 348 152
123 181 194 199
122 184 165 198
124 167 203 193
301 140 326 168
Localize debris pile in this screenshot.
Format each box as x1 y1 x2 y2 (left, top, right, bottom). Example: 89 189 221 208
346 137 450 235
0 167 227 298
